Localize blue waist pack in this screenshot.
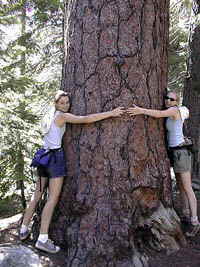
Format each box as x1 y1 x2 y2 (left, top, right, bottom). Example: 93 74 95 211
30 148 51 168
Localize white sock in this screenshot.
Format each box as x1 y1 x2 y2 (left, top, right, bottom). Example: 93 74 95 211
38 234 48 243
20 224 28 234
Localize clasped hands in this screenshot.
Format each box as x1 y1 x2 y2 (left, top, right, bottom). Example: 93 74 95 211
112 104 143 117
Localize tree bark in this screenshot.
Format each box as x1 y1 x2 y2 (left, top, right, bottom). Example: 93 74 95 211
50 1 186 266
183 25 200 188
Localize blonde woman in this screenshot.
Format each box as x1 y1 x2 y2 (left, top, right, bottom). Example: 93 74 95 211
19 90 124 253
127 91 199 236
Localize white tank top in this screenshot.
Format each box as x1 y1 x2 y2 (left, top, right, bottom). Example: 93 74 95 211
166 117 184 147
43 111 66 149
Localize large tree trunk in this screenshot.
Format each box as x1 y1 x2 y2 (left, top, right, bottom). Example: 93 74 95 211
49 1 186 266
183 25 200 189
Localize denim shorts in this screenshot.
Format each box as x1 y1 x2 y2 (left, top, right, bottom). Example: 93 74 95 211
170 148 191 173
37 148 67 178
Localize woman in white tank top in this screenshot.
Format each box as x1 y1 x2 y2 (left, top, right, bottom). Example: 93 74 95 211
127 91 200 236
19 90 125 253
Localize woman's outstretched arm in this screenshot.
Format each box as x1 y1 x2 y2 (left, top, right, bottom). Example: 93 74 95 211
127 104 178 118
56 107 124 126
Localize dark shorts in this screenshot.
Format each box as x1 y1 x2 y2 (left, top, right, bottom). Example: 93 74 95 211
170 147 192 173
37 148 67 178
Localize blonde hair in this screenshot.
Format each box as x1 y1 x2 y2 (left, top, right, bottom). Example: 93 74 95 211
54 90 69 103
41 90 69 135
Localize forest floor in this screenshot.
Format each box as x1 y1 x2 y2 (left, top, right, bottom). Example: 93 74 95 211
148 195 200 267
1 195 200 266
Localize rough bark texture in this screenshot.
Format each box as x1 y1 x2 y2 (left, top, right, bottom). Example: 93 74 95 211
50 1 186 266
183 25 200 185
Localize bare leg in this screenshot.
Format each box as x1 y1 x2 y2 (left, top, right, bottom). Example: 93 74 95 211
22 177 48 226
175 171 198 221
39 177 64 234
176 173 190 217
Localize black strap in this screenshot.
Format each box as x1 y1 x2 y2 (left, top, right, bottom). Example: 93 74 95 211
169 146 190 150
39 176 42 192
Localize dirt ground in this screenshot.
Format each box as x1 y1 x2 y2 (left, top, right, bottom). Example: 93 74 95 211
149 238 200 267
1 200 200 267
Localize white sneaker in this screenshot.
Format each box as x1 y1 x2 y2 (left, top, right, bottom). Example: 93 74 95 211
35 239 60 253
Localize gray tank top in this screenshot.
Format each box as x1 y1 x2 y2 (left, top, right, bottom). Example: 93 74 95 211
43 111 66 149
166 117 184 147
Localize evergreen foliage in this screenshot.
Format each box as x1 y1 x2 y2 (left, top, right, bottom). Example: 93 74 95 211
168 0 200 94
0 0 64 207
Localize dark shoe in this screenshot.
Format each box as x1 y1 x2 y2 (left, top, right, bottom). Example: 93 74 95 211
35 239 60 253
185 223 200 237
180 215 190 224
19 229 30 241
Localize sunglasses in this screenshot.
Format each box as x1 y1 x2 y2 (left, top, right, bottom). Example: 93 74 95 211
164 96 176 101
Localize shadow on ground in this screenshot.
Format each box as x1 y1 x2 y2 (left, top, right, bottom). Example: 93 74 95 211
1 197 200 267
0 215 66 267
